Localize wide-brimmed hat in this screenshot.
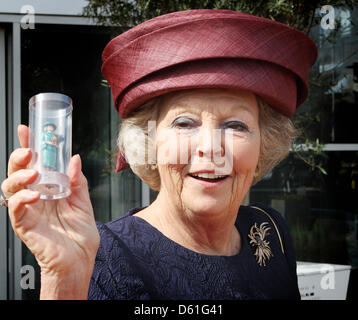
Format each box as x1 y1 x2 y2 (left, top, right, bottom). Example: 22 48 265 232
101 9 318 172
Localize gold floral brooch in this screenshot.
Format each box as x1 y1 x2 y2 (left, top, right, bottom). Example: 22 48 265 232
248 222 273 267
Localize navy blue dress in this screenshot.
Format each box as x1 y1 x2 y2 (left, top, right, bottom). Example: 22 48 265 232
88 204 300 300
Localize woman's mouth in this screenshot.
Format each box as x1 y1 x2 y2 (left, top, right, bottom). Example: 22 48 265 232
187 172 229 186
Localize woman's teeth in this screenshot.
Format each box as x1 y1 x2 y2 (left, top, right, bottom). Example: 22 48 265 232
189 173 228 181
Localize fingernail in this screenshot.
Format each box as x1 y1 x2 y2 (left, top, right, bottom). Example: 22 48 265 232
75 154 82 168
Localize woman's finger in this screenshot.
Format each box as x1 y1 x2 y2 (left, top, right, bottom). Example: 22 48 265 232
7 148 32 176
1 169 38 197
8 189 40 227
18 124 29 148
66 154 92 211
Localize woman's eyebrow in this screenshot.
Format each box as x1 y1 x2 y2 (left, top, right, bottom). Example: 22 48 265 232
167 101 257 118
227 101 256 114
168 104 200 116
208 103 257 120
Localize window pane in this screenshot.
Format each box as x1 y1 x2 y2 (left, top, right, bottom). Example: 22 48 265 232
150 188 159 203
297 7 358 144
111 169 143 220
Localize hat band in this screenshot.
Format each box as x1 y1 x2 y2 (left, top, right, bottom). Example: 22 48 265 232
117 58 298 119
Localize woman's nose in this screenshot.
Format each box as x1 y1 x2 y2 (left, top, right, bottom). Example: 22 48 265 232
196 128 224 160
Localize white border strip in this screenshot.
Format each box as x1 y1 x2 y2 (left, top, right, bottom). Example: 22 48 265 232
292 144 358 152
322 144 358 151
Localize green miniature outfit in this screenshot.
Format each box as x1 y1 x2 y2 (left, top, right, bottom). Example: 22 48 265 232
42 122 58 170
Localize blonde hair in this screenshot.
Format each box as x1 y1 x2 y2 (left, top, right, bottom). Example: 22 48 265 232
117 93 297 190
117 98 162 190
254 97 298 184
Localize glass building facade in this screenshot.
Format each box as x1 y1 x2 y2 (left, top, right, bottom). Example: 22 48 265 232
250 6 358 299
0 3 357 300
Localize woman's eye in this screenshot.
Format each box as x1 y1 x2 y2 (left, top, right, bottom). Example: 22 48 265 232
223 121 249 132
171 117 196 129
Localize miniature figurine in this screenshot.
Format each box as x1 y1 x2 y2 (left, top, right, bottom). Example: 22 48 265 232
42 121 58 170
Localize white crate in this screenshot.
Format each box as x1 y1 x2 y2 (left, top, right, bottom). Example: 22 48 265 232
297 261 351 300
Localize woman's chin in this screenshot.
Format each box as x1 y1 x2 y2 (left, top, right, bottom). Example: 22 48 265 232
181 193 230 216
180 177 238 215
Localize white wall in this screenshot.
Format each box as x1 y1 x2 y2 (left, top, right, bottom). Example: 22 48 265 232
0 0 88 15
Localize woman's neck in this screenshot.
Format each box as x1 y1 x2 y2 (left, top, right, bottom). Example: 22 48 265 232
134 192 241 256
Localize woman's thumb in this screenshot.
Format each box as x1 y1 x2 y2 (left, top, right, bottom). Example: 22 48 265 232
68 154 88 189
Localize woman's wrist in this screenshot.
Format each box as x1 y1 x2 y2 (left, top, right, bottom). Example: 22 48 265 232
40 268 93 300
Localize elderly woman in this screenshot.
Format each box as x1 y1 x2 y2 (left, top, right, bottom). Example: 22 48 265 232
1 9 317 300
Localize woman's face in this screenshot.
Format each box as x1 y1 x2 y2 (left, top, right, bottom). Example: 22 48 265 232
155 88 260 216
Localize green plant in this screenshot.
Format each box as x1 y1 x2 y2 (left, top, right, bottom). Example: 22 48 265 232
83 0 357 32
292 138 329 175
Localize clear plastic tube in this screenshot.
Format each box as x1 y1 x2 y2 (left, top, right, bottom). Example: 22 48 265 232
28 93 72 200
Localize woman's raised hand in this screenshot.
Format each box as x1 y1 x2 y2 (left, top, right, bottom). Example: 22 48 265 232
1 125 100 299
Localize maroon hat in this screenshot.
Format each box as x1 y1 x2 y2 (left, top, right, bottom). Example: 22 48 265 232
101 9 318 172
